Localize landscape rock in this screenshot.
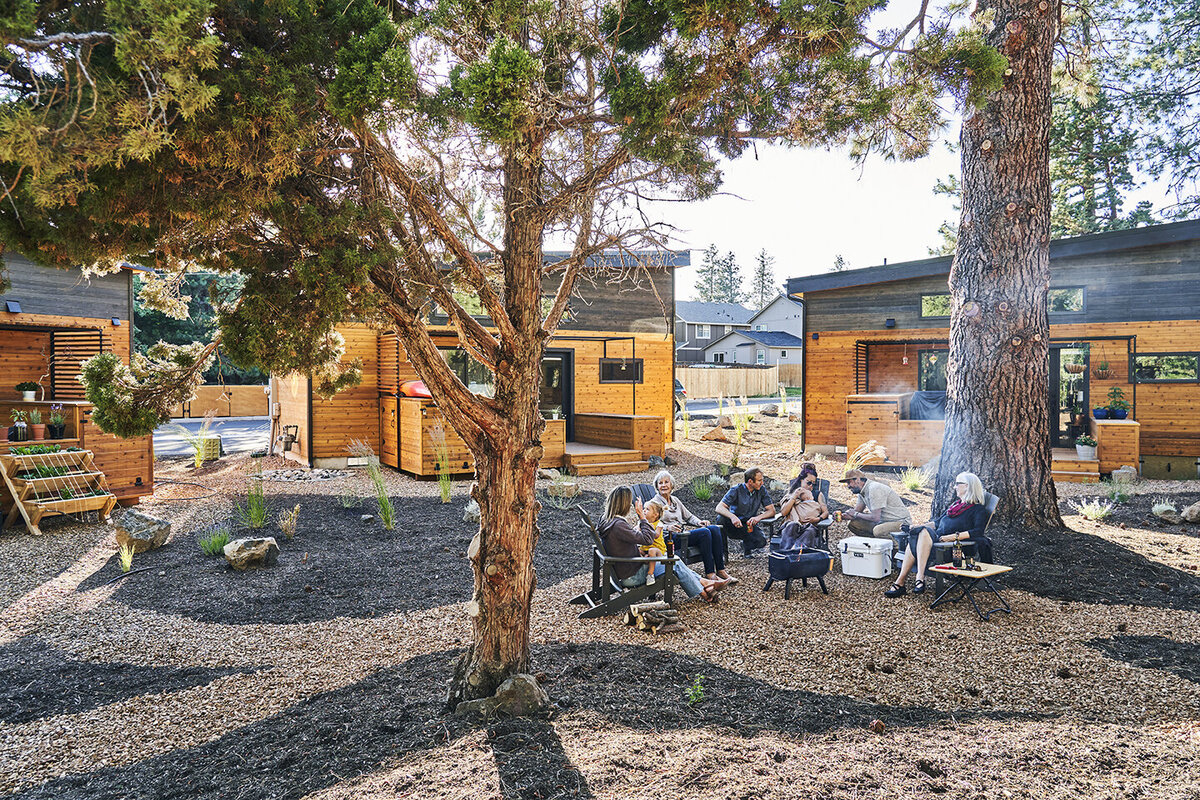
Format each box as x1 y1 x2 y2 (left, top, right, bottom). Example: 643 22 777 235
715 415 732 429
664 455 678 466
223 537 279 570
1182 502 1200 524
1153 507 1184 525
360 514 375 522
647 455 666 470
547 481 582 499
114 509 171 553
463 499 481 524
760 404 779 417
788 413 800 422
729 471 746 486
770 479 789 494
701 427 729 442
1111 466 1138 484
537 468 561 480
455 673 549 718
260 468 351 482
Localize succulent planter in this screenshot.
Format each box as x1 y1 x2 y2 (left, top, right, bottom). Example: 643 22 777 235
1092 408 1109 419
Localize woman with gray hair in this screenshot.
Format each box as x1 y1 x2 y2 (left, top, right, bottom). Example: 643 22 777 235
885 472 990 598
650 469 735 584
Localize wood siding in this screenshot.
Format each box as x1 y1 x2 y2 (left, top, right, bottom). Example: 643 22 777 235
273 373 310 464
2 255 132 321
802 320 1200 460
310 325 380 460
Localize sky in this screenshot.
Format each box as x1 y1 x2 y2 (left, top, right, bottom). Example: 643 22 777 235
644 139 964 300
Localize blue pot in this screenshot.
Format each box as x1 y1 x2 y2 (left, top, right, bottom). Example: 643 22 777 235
1110 408 1128 420
1092 408 1109 420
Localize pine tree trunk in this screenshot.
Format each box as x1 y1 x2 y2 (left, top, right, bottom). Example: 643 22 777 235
935 0 1064 530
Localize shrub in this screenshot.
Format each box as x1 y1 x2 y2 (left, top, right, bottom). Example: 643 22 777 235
1101 479 1131 504
1072 498 1113 521
690 476 713 502
899 465 931 491
277 504 300 539
199 528 231 556
338 493 361 509
687 674 706 705
1151 498 1177 516
118 543 135 573
540 473 576 510
349 440 395 530
236 464 268 529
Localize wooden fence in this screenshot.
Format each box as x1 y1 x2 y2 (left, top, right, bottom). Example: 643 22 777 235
169 385 269 418
677 366 783 399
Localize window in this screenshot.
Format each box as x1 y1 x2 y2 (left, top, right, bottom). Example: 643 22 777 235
696 324 711 339
440 348 495 397
1132 353 1200 383
756 350 766 365
1048 287 1085 313
755 324 766 331
779 350 787 359
600 358 643 383
920 294 952 318
918 349 949 391
712 352 725 363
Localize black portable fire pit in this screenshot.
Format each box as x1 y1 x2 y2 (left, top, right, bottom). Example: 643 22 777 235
763 549 833 598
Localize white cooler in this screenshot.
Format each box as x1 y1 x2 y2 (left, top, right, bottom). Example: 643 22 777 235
838 536 894 579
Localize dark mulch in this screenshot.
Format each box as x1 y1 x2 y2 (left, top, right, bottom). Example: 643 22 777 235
1067 491 1200 538
1087 635 1200 684
0 637 257 725
77 491 607 625
6 641 1033 800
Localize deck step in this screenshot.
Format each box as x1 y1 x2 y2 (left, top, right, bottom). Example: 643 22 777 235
1052 470 1100 483
1052 458 1099 472
564 448 642 466
570 460 650 476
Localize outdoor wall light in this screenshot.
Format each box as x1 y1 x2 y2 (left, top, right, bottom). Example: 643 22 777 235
811 332 819 340
885 318 896 328
5 300 20 313
111 317 122 326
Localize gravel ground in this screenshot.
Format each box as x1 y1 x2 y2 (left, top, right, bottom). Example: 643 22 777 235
1 420 1198 800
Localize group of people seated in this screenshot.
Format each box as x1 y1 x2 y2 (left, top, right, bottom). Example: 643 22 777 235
598 463 991 603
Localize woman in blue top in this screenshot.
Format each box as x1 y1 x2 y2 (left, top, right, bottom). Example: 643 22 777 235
884 472 990 597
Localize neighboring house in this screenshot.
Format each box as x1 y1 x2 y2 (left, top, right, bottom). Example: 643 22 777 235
703 329 805 365
746 294 804 333
786 219 1200 481
0 255 155 502
273 251 684 476
674 301 754 363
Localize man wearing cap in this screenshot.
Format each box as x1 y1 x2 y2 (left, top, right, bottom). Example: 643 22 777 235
840 469 911 539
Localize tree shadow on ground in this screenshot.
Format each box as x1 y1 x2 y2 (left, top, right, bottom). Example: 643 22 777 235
0 637 258 725
74 491 606 625
1086 635 1200 684
990 526 1200 612
5 641 1039 800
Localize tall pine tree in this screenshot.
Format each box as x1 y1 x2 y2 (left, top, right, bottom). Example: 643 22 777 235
750 249 776 310
693 244 723 302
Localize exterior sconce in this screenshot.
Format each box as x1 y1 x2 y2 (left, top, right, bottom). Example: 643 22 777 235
885 319 896 328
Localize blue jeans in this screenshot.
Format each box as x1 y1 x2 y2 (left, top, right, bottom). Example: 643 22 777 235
672 524 725 575
653 561 705 598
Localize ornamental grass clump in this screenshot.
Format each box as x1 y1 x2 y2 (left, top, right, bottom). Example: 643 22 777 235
690 476 713 502
277 504 301 539
236 461 268 529
349 440 394 530
1072 498 1114 521
844 440 887 476
199 527 231 556
900 465 931 491
170 411 218 468
118 543 135 573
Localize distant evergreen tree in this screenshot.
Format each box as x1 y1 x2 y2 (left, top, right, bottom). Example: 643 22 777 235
750 249 776 309
717 250 747 304
831 254 850 271
693 244 723 302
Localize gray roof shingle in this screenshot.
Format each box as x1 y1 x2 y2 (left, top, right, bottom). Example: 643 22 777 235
676 301 755 324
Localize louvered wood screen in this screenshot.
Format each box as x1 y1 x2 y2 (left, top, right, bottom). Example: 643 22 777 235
50 329 105 400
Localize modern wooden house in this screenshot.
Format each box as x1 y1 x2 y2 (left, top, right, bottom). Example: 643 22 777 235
272 252 685 477
0 255 155 505
787 221 1200 482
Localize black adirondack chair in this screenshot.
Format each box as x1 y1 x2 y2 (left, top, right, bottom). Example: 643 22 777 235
567 506 678 619
766 478 834 552
891 491 1001 593
629 483 700 568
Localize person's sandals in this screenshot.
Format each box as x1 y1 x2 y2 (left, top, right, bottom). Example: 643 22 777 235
884 582 906 598
912 579 926 594
717 573 739 586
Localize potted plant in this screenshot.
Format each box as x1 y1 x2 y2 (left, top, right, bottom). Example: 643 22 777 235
9 409 28 442
1075 433 1098 460
47 404 67 439
15 381 38 401
27 408 45 440
1093 360 1115 380
1106 386 1130 420
1064 355 1086 374
1092 405 1109 420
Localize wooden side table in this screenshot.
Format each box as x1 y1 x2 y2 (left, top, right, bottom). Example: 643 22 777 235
929 562 1013 621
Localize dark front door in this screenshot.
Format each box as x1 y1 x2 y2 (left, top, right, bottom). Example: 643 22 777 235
1049 345 1089 448
541 349 575 441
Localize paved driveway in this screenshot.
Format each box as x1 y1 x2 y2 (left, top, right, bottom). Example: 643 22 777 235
154 417 271 457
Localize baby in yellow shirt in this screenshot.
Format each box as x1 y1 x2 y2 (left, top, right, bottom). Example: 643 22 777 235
640 500 668 585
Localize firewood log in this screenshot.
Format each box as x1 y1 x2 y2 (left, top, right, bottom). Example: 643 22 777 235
652 622 686 635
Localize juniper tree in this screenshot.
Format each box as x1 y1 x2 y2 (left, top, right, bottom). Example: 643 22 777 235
0 0 999 704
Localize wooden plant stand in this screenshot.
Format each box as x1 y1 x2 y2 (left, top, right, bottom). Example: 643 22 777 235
0 449 117 535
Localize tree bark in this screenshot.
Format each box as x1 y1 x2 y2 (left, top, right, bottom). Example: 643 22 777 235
935 0 1064 530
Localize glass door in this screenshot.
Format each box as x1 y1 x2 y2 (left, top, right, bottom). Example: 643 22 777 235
1050 345 1089 448
540 350 574 441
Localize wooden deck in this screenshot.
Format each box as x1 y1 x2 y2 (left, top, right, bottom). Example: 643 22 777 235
563 442 649 476
1051 448 1100 483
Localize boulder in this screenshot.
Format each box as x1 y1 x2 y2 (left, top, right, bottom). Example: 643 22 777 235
463 499 481 524
547 481 582 499
770 479 789 494
223 537 279 570
664 455 678 466
455 673 549 717
114 509 171 553
537 468 561 481
715 415 732 429
760 404 780 417
1153 507 1184 525
1183 502 1200 524
701 427 729 442
647 455 666 470
729 471 745 486
1111 466 1138 484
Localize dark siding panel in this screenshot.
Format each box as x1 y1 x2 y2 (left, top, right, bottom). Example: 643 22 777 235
554 266 674 334
804 239 1200 332
1 255 132 320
